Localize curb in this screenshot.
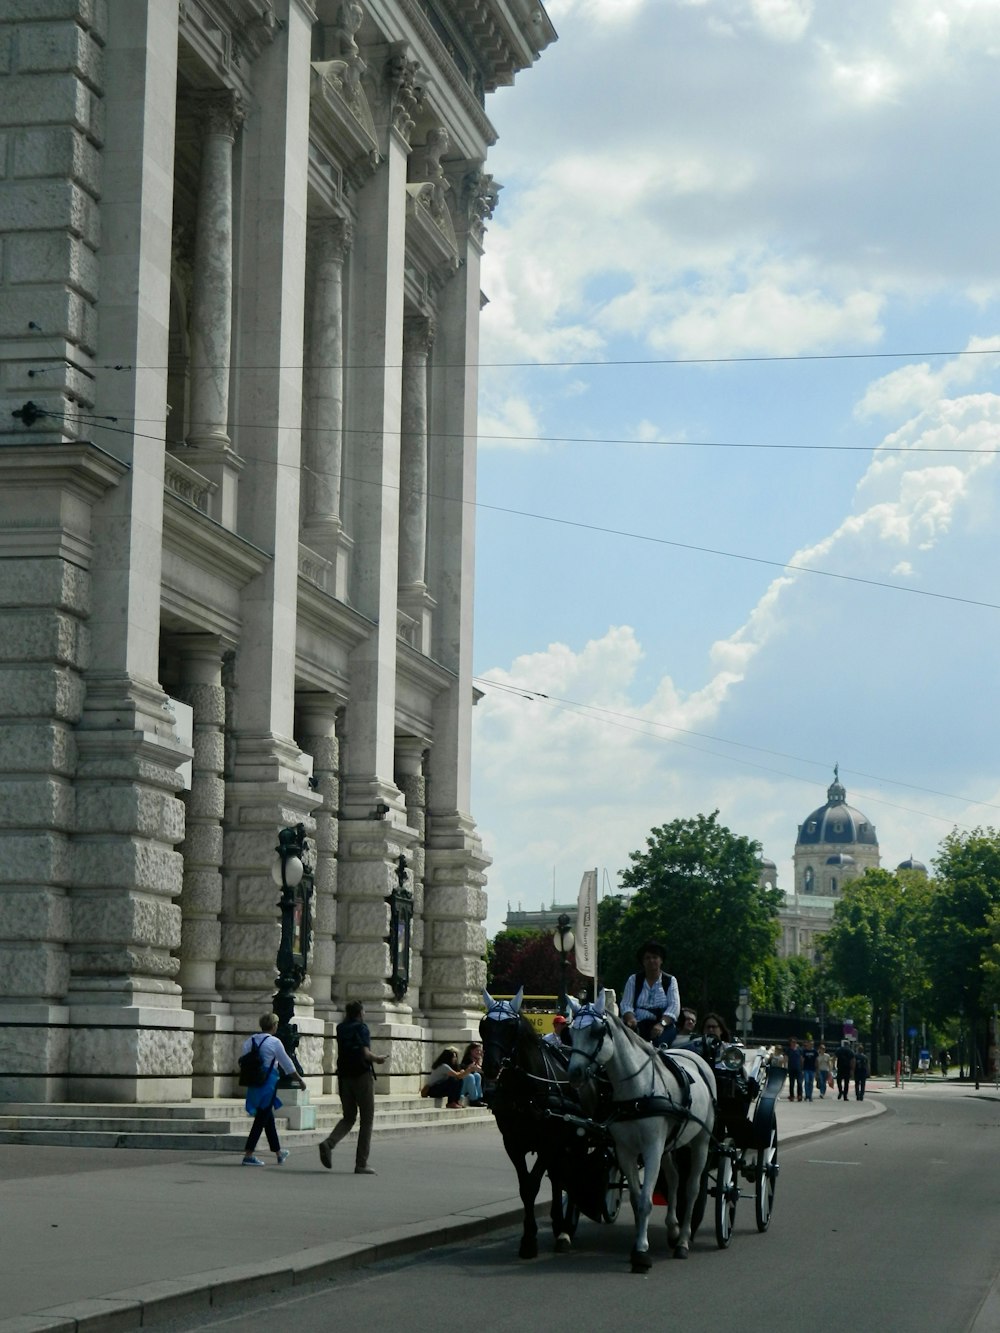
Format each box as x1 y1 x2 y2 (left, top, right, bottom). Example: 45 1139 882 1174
0 1199 526 1333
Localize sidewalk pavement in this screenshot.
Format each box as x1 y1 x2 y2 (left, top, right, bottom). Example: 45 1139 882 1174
0 1079 926 1333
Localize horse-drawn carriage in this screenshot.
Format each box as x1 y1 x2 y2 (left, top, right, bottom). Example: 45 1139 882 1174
480 989 784 1270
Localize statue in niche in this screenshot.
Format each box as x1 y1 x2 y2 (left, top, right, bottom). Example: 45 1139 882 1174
317 1 366 105
422 126 450 218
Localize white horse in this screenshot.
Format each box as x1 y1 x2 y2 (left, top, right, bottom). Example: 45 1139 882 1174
567 990 716 1269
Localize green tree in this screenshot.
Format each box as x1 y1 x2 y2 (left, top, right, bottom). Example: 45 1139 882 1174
922 827 1000 1071
601 811 781 1016
821 868 930 1071
487 929 584 999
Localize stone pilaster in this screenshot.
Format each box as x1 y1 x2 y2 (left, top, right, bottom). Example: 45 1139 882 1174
0 444 126 1101
398 315 436 653
64 0 195 1103
302 215 354 599
184 91 245 530
394 735 429 1020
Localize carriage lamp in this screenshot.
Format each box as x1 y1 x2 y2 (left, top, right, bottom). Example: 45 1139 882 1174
552 913 575 1015
272 823 314 1081
386 853 414 1001
720 1046 745 1071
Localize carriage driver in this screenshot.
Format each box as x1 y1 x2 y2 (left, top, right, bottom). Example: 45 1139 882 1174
620 940 680 1047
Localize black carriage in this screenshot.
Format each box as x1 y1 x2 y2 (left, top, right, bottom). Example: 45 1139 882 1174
695 1042 784 1247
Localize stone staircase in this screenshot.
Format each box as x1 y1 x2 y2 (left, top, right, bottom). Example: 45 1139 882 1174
0 1096 494 1151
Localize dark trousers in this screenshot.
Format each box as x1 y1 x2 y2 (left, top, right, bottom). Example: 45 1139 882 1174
836 1071 851 1098
788 1069 803 1098
324 1072 374 1168
244 1103 280 1155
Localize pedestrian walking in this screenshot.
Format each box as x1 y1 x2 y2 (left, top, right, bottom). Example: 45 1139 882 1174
240 1012 305 1166
816 1042 831 1097
318 1001 387 1175
835 1038 855 1100
786 1037 804 1101
854 1044 869 1100
802 1035 818 1101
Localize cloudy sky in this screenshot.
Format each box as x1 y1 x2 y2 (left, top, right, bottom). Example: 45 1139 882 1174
469 0 1000 936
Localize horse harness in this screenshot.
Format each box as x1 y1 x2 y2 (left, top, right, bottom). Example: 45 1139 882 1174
574 1012 717 1148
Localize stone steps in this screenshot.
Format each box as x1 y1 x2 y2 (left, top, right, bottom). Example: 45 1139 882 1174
0 1097 494 1151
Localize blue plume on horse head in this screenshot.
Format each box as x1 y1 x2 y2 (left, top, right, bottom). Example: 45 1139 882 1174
482 986 523 1019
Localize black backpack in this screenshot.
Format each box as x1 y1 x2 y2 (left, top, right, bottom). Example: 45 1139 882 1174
238 1035 275 1087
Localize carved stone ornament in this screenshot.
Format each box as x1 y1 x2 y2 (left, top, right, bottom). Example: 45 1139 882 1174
463 169 502 242
385 45 422 145
402 314 436 357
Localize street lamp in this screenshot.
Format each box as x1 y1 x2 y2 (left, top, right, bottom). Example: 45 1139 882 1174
551 913 575 1014
271 823 314 1081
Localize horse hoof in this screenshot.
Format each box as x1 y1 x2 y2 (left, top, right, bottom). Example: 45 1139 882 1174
630 1249 652 1273
555 1234 572 1254
666 1229 680 1249
673 1245 689 1261
519 1240 538 1260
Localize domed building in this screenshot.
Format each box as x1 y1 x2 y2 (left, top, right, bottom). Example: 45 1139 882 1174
779 768 881 958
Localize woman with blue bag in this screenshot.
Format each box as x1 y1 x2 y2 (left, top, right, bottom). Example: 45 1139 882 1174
240 1012 305 1166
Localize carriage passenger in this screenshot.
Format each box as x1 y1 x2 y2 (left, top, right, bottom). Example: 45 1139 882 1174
620 940 680 1047
669 1007 698 1046
542 1014 571 1048
688 1012 730 1058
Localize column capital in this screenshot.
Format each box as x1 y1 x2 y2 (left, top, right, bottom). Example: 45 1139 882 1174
194 89 246 139
308 214 355 263
403 313 436 357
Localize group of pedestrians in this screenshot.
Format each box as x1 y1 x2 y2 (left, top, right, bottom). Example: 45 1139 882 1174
780 1034 868 1102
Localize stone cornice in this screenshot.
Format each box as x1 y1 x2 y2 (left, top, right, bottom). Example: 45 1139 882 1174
162 493 268 591
0 441 128 566
397 0 498 147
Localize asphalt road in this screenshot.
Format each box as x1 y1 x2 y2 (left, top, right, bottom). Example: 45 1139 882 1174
154 1086 1000 1333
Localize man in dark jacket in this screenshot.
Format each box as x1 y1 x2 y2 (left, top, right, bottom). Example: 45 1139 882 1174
835 1039 855 1100
318 1001 387 1174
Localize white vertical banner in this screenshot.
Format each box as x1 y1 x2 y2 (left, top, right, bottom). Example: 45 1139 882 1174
576 868 598 978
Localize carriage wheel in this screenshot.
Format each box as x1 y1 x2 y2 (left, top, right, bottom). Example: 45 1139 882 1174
601 1161 625 1223
754 1127 779 1232
713 1148 737 1249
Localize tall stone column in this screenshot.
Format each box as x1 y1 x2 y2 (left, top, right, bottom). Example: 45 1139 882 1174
335 46 420 1055
294 696 341 1016
70 0 194 1102
217 1 321 1088
397 315 436 653
185 92 245 530
172 635 231 1095
302 217 354 599
422 169 498 1035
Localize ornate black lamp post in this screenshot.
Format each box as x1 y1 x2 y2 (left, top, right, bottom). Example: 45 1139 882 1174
271 823 314 1081
551 912 575 1015
386 853 413 1001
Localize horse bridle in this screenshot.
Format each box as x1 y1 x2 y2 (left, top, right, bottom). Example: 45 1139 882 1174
571 1008 669 1103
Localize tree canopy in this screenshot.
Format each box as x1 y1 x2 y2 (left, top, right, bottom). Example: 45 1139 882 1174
599 811 781 1015
487 928 585 999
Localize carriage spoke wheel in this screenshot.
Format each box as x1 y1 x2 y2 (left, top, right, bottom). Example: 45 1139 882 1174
713 1148 737 1249
601 1162 625 1223
754 1128 779 1232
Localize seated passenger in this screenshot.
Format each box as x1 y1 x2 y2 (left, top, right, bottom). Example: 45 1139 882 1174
620 940 679 1047
542 1014 571 1048
689 1012 730 1058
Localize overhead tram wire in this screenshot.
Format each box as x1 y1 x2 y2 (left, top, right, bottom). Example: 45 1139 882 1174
473 678 991 832
60 343 1000 372
59 407 1000 455
474 676 1000 816
25 408 1000 616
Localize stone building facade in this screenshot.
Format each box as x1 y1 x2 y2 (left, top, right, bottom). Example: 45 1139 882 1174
0 0 555 1102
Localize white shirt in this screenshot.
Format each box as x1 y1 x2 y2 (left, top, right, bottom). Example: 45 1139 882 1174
241 1032 297 1076
620 970 680 1025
